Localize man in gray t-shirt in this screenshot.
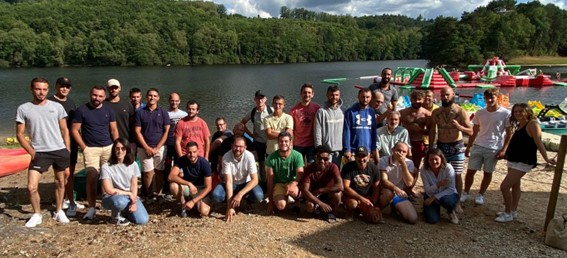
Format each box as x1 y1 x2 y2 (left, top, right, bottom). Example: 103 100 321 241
16 77 71 228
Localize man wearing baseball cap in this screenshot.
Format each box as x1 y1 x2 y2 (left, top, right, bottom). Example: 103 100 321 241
105 79 134 143
341 146 383 223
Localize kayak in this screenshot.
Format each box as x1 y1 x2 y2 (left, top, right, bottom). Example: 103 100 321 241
0 153 30 177
0 148 28 156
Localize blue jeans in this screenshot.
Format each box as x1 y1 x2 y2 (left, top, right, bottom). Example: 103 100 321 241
102 195 149 225
329 151 343 169
211 182 264 204
423 193 458 224
294 146 315 164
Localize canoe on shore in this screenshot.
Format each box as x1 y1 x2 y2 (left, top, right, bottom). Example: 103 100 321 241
0 148 30 177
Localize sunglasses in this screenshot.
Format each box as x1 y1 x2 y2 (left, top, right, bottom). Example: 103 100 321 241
115 146 127 152
317 156 330 161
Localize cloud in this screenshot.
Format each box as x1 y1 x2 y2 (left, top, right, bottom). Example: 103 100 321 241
211 0 566 19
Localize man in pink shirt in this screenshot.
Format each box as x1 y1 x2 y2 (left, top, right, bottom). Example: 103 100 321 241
175 100 211 160
290 83 320 163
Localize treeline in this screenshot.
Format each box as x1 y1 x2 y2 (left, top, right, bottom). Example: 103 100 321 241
0 0 565 68
0 0 426 67
423 0 567 66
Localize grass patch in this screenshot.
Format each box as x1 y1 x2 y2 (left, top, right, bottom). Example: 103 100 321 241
507 56 567 65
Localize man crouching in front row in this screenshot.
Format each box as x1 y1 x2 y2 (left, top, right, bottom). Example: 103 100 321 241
301 145 343 223
342 146 383 223
168 141 212 218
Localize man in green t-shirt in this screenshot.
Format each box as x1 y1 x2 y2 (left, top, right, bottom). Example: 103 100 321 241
266 132 304 214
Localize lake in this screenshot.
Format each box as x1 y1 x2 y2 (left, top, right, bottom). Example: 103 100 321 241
1 60 566 138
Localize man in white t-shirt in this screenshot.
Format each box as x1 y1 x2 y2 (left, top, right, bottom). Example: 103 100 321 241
462 88 512 205
16 77 71 227
211 137 263 222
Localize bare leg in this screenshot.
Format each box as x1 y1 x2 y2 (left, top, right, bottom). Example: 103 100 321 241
463 169 476 193
28 170 42 214
478 172 493 195
85 168 99 208
54 170 66 211
499 168 524 213
143 170 155 198
154 169 164 196
65 164 76 205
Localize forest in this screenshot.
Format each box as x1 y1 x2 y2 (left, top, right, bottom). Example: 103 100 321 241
0 0 565 67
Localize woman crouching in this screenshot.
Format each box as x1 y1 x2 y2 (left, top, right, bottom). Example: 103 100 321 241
100 138 149 225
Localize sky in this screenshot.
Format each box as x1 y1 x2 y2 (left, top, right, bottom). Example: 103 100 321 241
211 0 566 19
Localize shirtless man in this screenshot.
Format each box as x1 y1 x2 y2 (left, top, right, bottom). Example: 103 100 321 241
428 87 472 209
400 90 431 170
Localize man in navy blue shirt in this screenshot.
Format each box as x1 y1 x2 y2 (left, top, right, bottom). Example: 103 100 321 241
135 88 170 202
71 86 119 220
168 141 212 218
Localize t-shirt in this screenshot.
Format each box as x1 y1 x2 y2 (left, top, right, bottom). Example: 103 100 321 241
266 150 304 184
175 117 211 157
379 156 415 189
341 161 381 196
48 95 76 129
471 107 511 150
368 83 399 114
221 150 257 185
242 106 273 143
166 109 188 146
16 100 67 152
73 103 116 147
105 99 134 141
302 162 340 192
175 156 212 186
135 106 170 147
290 102 320 147
263 113 294 154
100 162 141 196
211 129 233 168
376 126 410 157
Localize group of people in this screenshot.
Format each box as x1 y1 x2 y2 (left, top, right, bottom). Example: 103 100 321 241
16 67 556 228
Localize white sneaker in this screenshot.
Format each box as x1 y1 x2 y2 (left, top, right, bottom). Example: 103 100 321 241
62 199 69 209
66 204 77 217
53 210 70 223
449 211 459 224
25 213 43 228
495 212 514 223
460 192 469 203
83 207 96 220
113 216 130 226
475 194 485 205
497 211 518 219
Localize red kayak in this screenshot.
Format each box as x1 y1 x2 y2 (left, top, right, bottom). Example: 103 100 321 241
0 148 30 177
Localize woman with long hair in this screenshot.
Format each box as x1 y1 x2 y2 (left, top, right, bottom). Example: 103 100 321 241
496 103 556 222
100 138 148 225
420 148 460 224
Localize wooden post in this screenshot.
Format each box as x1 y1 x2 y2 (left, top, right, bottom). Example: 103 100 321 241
544 135 567 232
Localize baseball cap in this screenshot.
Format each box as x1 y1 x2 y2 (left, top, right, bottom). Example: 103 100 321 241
354 146 369 156
254 90 266 98
107 79 121 88
55 77 72 87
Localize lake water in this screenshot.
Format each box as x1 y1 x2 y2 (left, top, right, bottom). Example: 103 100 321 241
1 60 566 138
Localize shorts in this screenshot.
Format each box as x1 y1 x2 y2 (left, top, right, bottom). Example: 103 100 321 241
138 146 166 172
410 140 426 162
467 145 499 173
181 184 207 198
391 195 409 207
438 140 465 161
83 145 113 171
273 182 297 197
28 148 70 173
253 141 267 162
507 161 535 173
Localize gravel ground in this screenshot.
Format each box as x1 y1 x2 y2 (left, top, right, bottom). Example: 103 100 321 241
1 152 567 257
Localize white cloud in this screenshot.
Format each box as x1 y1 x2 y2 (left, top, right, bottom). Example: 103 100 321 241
210 0 566 19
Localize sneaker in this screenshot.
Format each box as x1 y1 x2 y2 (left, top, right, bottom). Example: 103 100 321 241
497 211 518 219
475 194 484 205
83 207 96 220
179 209 188 218
53 210 70 223
495 212 514 223
326 213 337 223
25 213 42 228
114 217 130 226
62 199 69 209
66 204 77 217
460 192 469 203
449 211 459 224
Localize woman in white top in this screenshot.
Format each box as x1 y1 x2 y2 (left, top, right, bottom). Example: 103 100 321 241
101 138 148 225
420 148 459 224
